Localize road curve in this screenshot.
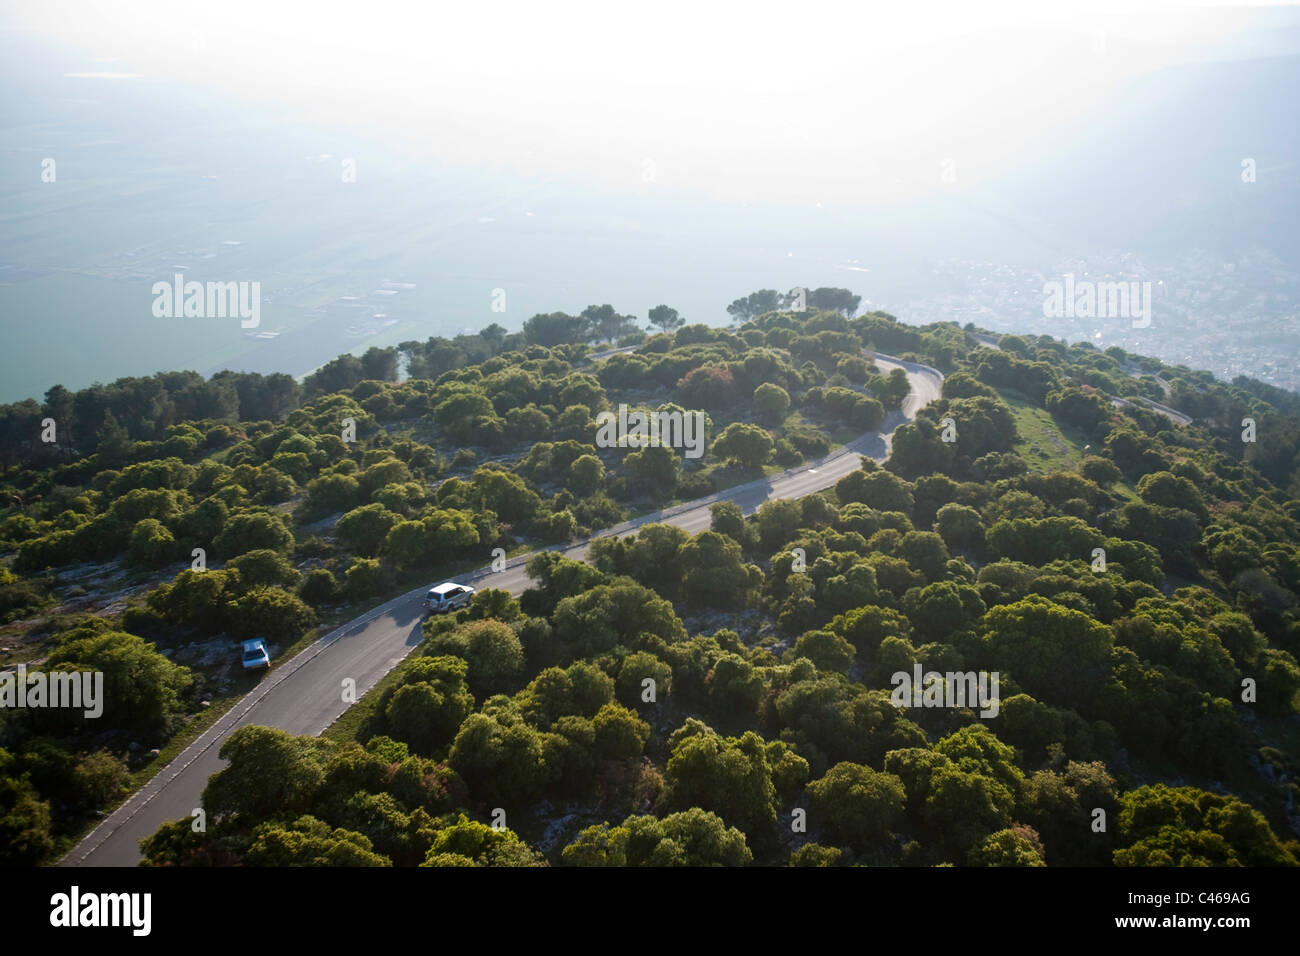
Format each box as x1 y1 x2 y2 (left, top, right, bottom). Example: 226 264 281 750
1111 394 1193 427
61 354 942 867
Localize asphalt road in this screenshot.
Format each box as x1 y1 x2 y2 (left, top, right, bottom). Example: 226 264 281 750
61 353 942 867
1111 394 1193 427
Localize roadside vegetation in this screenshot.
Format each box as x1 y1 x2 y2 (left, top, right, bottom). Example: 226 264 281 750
2 290 1298 866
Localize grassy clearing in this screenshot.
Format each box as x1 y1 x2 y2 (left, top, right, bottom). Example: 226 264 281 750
1003 391 1091 474
998 390 1142 502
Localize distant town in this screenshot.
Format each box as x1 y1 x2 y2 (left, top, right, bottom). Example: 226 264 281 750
892 247 1299 392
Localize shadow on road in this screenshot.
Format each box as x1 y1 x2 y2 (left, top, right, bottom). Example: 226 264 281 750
844 429 890 459
386 598 427 646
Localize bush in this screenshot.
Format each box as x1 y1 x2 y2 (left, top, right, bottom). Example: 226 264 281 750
299 568 342 605
345 557 383 601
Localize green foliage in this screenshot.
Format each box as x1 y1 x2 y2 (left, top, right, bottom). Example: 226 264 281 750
0 749 56 864
245 815 391 866
421 813 544 867
227 548 299 590
127 518 177 567
789 843 849 866
593 702 651 760
7 305 1300 869
335 503 402 557
805 762 905 852
225 586 317 642
982 597 1113 709
712 422 773 469
562 808 752 866
660 722 777 833
1114 784 1298 866
344 557 382 600
380 656 475 756
425 620 525 697
448 708 550 805
45 625 192 732
214 509 294 558
753 382 791 422
972 825 1047 866
203 726 333 823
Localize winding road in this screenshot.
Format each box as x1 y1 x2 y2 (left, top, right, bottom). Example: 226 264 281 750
60 353 943 867
971 332 1192 426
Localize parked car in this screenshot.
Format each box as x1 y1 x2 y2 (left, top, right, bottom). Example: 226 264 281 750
424 582 475 615
241 638 271 670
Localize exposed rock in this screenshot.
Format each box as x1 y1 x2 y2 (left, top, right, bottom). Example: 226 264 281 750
536 811 582 854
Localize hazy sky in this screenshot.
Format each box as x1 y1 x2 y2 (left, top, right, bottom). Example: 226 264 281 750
4 0 1290 202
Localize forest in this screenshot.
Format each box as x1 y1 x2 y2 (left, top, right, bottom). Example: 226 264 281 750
1 289 1297 867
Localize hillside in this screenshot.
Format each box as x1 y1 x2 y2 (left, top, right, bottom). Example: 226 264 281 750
1 299 1298 868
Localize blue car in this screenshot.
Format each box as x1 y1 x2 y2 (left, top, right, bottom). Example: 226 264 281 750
241 638 271 671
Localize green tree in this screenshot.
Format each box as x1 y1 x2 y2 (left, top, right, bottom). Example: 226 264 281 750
829 604 911 658
303 473 362 517
566 454 605 496
806 762 906 852
837 467 913 514
427 620 525 697
623 444 679 497
789 843 848 867
982 596 1113 709
422 813 543 867
679 531 756 609
46 626 192 732
383 519 430 567
227 548 300 590
934 502 985 553
214 510 294 557
562 808 752 866
923 765 1016 858
648 305 684 334
344 556 382 600
1136 471 1208 523
471 468 542 523
202 726 332 822
382 656 475 755
448 711 550 805
245 815 391 866
225 587 317 642
972 826 1050 866
95 410 133 468
713 422 773 469
335 503 402 557
0 750 55 865
753 383 791 423
127 518 177 567
592 702 651 760
1114 784 1297 866
787 630 855 674
660 722 777 833
550 579 686 659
